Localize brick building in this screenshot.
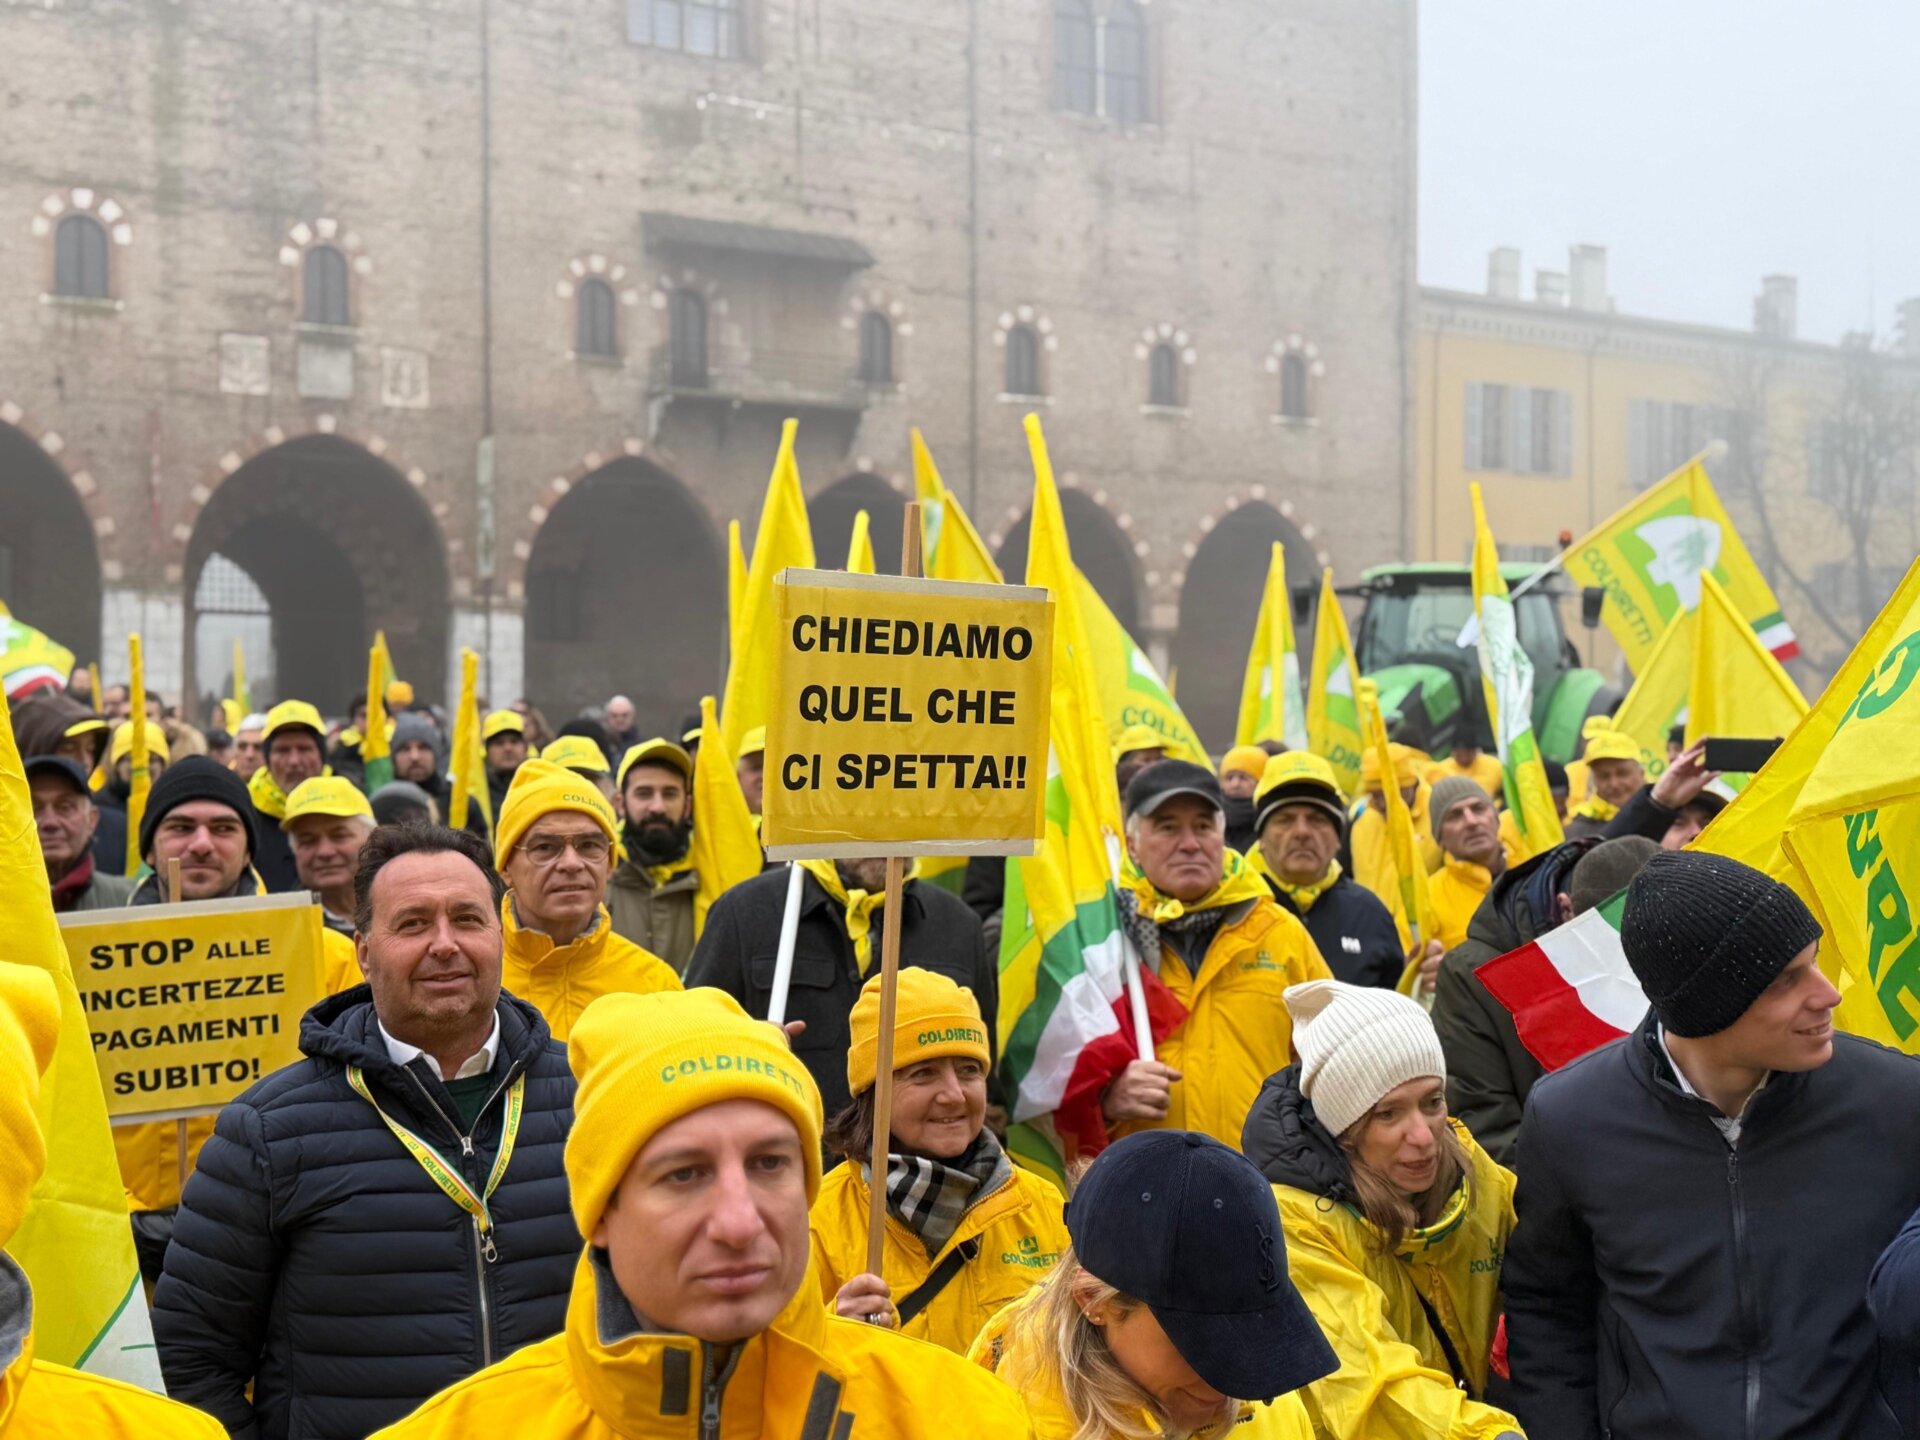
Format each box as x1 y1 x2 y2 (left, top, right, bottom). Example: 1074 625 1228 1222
0 0 1416 747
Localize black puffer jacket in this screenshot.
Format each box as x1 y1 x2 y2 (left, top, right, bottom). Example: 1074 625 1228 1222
1240 1064 1360 1200
152 988 578 1440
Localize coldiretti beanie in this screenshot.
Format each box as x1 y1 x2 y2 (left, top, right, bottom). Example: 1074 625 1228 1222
1285 979 1447 1140
565 988 824 1236
1428 775 1487 830
139 755 257 863
846 967 991 1098
493 757 618 869
0 962 59 1247
1620 849 1823 1038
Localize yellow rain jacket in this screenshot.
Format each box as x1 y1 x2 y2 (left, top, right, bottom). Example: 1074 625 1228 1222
1427 858 1497 953
1115 865 1332 1151
969 1288 1316 1439
1423 751 1505 798
1270 1122 1520 1440
500 897 682 1043
369 1250 1035 1439
1351 782 1443 901
808 1156 1069 1355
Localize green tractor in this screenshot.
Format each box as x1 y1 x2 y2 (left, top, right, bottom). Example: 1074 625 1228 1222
1345 562 1618 765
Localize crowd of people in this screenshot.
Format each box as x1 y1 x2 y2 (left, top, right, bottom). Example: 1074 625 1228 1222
7 657 1920 1440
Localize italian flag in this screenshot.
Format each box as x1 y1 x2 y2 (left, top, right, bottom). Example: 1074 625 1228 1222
1476 891 1649 1070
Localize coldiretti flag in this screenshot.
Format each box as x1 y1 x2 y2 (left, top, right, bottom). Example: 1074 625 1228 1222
1685 570 1807 750
448 648 492 838
688 694 762 937
844 509 876 575
231 636 250 718
722 418 816 757
0 687 160 1388
1609 613 1690 780
1563 458 1796 671
913 428 1004 587
1307 567 1365 797
1237 542 1308 750
1471 485 1564 860
1359 678 1433 951
0 604 75 700
727 519 747 656
360 631 396 794
1079 573 1205 764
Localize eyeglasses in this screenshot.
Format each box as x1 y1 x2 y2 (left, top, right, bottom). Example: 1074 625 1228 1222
521 833 612 867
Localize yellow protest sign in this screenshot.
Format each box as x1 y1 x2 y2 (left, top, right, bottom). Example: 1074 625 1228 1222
61 892 327 1119
764 569 1054 858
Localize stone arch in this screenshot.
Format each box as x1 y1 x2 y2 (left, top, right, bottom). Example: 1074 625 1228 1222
521 454 725 736
809 472 909 575
1172 494 1323 750
182 434 450 716
0 414 107 668
991 486 1143 635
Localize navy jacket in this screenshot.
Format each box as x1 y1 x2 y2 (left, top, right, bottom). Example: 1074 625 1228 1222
1265 872 1403 990
152 988 578 1440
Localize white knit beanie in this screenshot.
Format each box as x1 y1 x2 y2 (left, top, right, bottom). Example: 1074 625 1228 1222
1285 980 1448 1139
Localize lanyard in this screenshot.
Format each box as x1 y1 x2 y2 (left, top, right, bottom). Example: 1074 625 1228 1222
346 1065 525 1261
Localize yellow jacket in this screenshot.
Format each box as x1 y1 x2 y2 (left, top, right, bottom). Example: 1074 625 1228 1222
969 1288 1316 1439
370 1250 1035 1440
808 1157 1069 1355
1427 858 1496 952
1272 1122 1521 1439
1352 783 1443 895
500 897 682 1043
1116 900 1332 1151
1423 752 1505 798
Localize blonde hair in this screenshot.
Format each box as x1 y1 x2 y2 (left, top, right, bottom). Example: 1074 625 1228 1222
1338 1108 1469 1254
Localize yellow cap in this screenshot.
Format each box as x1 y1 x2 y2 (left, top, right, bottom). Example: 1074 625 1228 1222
0 963 59 1247
280 775 375 830
541 736 611 773
483 709 526 742
1359 742 1420 790
1221 744 1270 781
1582 729 1643 765
386 679 415 710
493 757 618 869
681 725 704 746
618 737 694 789
565 988 824 1236
1113 723 1166 760
737 725 767 758
263 699 326 745
63 717 108 740
1581 713 1614 740
109 720 171 766
846 968 991 1098
1254 751 1349 835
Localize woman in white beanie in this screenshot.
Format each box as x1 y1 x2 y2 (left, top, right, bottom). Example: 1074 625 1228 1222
1239 980 1523 1440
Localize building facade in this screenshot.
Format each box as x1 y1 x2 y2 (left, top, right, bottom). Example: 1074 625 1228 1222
0 0 1417 747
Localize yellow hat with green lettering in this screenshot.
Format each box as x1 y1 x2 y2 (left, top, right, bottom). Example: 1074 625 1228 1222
846 967 990 1098
1582 729 1643 765
540 735 611 774
482 709 526 742
262 699 326 746
493 758 617 869
280 775 375 830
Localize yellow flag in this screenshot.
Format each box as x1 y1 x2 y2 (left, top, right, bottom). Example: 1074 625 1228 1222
689 694 762 936
89 662 102 714
1562 458 1796 673
232 637 250 718
361 632 394 788
845 509 876 575
1307 568 1365 796
1236 542 1307 749
448 648 492 838
1610 613 1691 780
125 634 149 876
912 428 1004 586
1685 570 1808 749
1077 572 1205 763
0 687 159 1385
1360 678 1433 949
1470 485 1564 859
727 519 748 659
721 419 815 757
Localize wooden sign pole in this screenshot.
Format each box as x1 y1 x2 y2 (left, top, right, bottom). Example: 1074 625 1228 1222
864 502 925 1283
166 855 189 1187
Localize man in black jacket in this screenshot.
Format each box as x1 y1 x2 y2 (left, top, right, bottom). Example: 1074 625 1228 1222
684 858 994 1127
1504 849 1920 1440
153 824 578 1440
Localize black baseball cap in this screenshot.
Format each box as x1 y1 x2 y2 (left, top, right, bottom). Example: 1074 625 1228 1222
24 754 91 795
1123 759 1224 821
1066 1131 1338 1403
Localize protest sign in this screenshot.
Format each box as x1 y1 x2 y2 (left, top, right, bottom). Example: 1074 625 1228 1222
762 568 1054 859
62 891 327 1121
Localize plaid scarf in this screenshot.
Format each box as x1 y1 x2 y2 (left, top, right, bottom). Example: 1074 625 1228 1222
880 1129 1013 1259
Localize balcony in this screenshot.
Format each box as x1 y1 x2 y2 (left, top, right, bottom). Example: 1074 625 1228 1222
647 344 874 414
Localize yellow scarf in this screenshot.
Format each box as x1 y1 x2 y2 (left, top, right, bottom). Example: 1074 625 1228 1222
1568 793 1618 824
1121 848 1272 925
799 859 888 976
645 855 697 889
1245 849 1344 914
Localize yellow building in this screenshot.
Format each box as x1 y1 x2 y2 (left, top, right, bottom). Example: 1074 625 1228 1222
1417 246 1920 686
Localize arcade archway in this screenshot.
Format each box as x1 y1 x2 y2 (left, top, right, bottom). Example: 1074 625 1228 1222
809 474 908 575
0 422 101 666
994 490 1142 635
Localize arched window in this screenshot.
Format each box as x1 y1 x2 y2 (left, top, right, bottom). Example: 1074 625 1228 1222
1005 324 1041 397
1280 353 1310 419
576 278 618 358
1104 2 1148 123
54 214 110 299
859 311 894 384
302 244 351 326
1148 342 1181 407
670 289 709 387
1053 0 1096 114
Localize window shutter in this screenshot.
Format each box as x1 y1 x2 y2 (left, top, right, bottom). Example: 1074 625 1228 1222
1555 390 1574 476
1512 387 1534 474
1626 399 1646 490
1465 383 1483 471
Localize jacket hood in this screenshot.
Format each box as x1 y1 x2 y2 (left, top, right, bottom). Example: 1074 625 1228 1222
9 691 105 763
1241 1065 1357 1204
298 984 554 1074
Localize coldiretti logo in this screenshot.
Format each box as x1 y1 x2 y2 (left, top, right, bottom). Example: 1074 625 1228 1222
1001 1235 1062 1269
659 1053 810 1098
1240 951 1279 973
1469 1237 1505 1276
917 1026 986 1046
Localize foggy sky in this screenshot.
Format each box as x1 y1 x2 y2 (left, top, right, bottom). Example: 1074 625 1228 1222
1419 1 1920 346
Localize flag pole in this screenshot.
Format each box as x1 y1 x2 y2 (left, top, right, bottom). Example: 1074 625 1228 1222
866 502 924 1280
764 860 806 1026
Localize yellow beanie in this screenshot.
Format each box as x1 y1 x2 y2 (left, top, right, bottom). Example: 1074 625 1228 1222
1221 744 1270 782
0 962 59 1247
280 775 375 829
386 679 415 710
110 719 171 766
493 758 618 869
846 968 991 1098
566 988 824 1236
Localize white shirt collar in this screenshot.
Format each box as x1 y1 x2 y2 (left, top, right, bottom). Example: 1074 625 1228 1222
379 1009 501 1080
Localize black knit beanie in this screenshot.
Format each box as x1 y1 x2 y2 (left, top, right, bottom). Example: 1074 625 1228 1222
138 755 257 863
1620 849 1823 1038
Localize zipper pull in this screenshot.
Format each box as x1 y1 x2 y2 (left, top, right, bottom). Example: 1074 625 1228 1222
701 1377 722 1440
462 1134 475 1157
480 1227 499 1264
